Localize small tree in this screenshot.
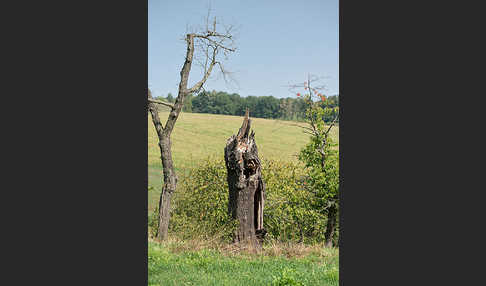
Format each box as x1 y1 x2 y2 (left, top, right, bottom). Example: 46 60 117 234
290 75 339 247
148 12 236 241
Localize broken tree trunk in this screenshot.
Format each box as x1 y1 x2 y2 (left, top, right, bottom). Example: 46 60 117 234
224 109 266 247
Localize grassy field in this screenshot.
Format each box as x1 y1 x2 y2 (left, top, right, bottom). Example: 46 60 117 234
148 241 339 286
148 111 339 210
148 112 340 285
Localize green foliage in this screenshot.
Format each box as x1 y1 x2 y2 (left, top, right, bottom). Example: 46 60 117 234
166 93 174 103
148 111 339 212
272 268 305 286
148 205 159 239
297 86 340 236
190 90 339 122
170 157 327 243
299 137 339 212
169 157 236 241
263 160 326 243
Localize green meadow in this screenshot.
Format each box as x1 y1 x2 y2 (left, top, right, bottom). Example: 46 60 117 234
148 111 339 211
148 112 340 285
148 241 339 286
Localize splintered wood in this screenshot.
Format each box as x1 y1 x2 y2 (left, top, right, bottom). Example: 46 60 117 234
224 109 266 247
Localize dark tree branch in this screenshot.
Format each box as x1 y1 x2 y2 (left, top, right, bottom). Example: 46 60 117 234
193 33 236 52
148 98 175 109
163 33 196 134
188 47 217 93
147 88 165 137
149 11 237 240
324 113 339 137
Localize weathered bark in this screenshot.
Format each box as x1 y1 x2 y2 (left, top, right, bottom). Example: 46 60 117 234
324 204 337 247
156 136 178 241
148 18 236 241
148 88 181 241
147 34 196 241
224 110 266 247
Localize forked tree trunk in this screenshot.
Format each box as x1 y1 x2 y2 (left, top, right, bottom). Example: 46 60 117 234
324 204 337 247
148 20 236 241
148 89 179 241
224 110 266 247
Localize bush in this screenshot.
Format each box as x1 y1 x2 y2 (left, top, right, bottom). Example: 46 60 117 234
148 204 159 239
271 268 305 286
169 157 236 241
169 156 326 243
263 160 325 243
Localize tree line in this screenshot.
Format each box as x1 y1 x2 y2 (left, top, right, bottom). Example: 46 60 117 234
154 90 339 122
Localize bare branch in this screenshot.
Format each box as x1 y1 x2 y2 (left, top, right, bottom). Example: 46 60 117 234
148 98 175 109
193 32 236 52
150 6 239 241
286 74 327 102
188 47 217 93
324 113 339 137
215 61 230 81
303 130 316 136
147 88 165 136
164 12 237 134
289 123 319 136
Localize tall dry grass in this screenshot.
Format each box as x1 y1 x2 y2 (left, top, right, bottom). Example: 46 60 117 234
149 235 338 259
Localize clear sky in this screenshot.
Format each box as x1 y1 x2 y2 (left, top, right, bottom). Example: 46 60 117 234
149 0 338 99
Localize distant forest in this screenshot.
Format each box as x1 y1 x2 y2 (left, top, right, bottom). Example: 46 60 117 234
154 90 339 122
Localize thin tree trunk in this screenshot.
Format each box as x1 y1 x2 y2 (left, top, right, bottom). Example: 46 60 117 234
224 110 265 247
324 205 337 247
147 21 236 241
156 136 177 241
148 89 179 241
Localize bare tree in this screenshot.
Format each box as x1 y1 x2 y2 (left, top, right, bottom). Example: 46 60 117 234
148 14 236 241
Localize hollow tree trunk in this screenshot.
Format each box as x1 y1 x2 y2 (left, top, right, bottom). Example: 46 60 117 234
224 109 266 247
324 205 337 247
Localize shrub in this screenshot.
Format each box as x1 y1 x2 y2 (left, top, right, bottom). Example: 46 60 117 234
169 156 326 243
169 157 236 241
263 160 325 243
271 268 305 286
148 204 159 239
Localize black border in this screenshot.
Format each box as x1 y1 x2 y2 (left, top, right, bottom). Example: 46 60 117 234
339 0 485 284
5 1 149 284
4 0 481 284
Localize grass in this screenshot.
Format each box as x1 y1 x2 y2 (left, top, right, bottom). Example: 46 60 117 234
148 112 340 285
148 240 339 286
148 111 339 211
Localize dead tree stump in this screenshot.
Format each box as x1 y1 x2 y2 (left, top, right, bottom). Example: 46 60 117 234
224 109 266 247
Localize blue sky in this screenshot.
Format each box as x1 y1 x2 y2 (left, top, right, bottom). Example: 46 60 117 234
149 0 338 99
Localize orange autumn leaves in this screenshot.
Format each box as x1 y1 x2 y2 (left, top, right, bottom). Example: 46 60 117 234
297 82 326 101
